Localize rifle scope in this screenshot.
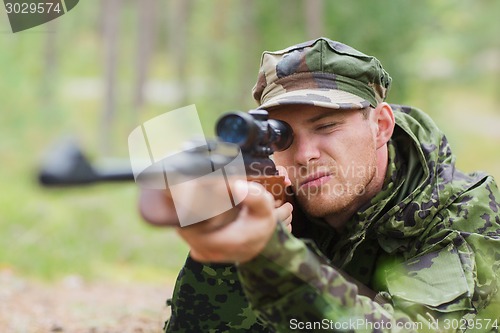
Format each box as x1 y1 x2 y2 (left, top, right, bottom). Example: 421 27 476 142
215 110 293 156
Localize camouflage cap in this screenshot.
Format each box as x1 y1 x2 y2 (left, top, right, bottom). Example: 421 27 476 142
252 37 392 110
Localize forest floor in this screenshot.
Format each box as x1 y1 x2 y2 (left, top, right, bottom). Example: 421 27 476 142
0 269 172 333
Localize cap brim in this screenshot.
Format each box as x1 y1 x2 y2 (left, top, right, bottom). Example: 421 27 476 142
258 89 370 111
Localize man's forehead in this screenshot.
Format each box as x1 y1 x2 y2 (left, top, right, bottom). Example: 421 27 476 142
267 104 357 121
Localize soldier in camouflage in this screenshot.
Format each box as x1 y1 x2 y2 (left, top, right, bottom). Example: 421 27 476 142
140 37 500 332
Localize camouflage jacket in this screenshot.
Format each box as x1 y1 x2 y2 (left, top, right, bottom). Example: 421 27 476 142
164 105 500 332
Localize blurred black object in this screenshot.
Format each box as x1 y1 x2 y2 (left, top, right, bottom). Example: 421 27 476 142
38 138 134 186
38 110 293 187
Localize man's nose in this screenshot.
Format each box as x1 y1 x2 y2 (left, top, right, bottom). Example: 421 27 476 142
293 136 320 166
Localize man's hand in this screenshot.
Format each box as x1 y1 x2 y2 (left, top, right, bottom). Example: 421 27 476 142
139 166 293 227
139 188 179 226
138 167 294 263
176 181 293 264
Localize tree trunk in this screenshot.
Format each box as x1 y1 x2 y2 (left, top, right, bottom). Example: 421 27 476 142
41 20 58 115
238 0 258 107
101 0 121 155
167 0 192 106
133 0 156 113
304 0 324 39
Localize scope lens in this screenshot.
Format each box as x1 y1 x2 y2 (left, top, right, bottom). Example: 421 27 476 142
216 115 249 145
268 119 294 152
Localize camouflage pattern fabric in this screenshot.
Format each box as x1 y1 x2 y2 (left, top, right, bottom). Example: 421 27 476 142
164 256 270 332
237 105 500 332
164 105 500 332
252 37 392 111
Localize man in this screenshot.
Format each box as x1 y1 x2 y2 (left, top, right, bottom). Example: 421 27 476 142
140 37 500 332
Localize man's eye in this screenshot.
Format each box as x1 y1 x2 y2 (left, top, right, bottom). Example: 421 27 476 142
316 123 336 131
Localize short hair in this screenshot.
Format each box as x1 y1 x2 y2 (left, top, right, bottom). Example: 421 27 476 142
360 106 372 119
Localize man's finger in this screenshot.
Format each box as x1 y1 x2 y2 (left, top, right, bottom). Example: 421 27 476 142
276 202 293 222
276 165 292 187
139 189 179 226
233 180 274 218
276 202 293 232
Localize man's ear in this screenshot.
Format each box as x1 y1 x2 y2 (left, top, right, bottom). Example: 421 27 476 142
373 102 395 149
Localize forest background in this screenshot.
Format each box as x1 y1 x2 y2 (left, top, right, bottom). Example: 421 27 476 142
1 0 499 331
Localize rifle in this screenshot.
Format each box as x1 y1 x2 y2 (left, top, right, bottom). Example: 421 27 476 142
39 109 293 205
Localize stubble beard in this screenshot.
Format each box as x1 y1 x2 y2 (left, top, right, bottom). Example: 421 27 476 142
294 161 378 220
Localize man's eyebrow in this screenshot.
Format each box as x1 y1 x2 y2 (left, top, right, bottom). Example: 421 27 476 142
306 111 339 124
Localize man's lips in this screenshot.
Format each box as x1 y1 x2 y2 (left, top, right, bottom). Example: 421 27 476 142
299 172 332 188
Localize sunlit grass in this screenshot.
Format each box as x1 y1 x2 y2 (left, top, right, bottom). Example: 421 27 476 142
0 176 189 282
427 85 500 181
